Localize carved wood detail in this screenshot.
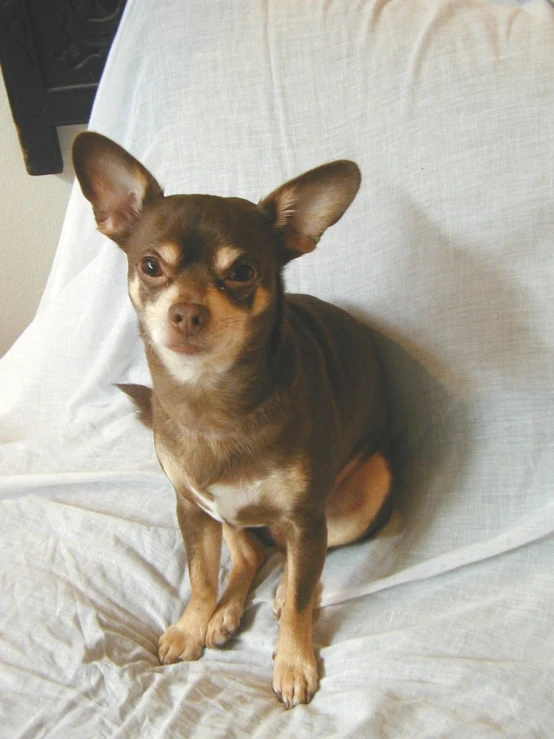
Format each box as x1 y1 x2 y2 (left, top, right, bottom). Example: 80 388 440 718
0 0 126 175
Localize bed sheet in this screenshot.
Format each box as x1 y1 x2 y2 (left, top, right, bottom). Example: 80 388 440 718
1 0 553 736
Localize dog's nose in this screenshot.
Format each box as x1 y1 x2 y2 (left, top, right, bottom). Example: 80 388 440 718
169 303 209 337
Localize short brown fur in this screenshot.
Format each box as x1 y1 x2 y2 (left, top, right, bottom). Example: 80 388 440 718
73 132 393 709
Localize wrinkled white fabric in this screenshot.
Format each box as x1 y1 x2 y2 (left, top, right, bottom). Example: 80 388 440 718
1 0 553 736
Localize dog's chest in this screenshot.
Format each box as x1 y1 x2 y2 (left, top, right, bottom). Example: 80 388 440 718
192 479 266 525
156 440 304 526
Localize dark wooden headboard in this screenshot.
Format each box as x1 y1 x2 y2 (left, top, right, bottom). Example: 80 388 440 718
0 0 127 176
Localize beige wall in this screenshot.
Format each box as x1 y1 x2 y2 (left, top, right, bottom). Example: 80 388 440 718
0 68 84 356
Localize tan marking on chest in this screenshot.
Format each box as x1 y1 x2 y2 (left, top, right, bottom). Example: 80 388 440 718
207 463 307 526
155 438 307 526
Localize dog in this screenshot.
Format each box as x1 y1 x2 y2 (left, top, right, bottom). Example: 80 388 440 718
73 132 392 708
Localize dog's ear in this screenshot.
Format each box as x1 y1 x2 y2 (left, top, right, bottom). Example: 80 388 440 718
259 160 361 264
72 132 163 248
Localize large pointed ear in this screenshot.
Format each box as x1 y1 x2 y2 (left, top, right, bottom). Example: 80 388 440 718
259 160 361 263
72 132 163 248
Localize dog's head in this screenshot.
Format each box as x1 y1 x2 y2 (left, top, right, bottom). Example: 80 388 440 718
73 133 360 382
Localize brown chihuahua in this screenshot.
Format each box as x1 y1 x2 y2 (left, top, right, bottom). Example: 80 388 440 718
73 132 392 708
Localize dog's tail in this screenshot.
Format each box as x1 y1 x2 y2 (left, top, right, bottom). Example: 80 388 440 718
116 384 153 429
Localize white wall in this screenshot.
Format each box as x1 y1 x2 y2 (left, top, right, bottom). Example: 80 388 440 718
0 68 84 356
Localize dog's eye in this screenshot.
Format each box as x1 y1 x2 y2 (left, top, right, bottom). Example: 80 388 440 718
227 262 255 283
140 257 163 278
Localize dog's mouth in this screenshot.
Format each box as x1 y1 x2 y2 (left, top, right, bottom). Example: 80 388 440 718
166 341 207 356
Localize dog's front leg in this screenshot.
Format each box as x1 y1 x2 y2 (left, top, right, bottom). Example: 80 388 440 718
273 514 327 708
206 524 266 648
158 494 222 664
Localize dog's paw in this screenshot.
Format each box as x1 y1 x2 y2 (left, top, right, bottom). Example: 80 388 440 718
158 624 204 664
272 649 319 708
205 601 242 648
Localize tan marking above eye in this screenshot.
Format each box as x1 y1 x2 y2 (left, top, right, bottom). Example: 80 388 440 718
214 246 245 274
155 242 181 268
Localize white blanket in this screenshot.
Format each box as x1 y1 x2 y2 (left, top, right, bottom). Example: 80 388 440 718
1 0 553 735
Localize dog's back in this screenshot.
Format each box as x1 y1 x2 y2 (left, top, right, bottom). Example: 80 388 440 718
286 294 388 468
